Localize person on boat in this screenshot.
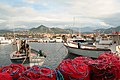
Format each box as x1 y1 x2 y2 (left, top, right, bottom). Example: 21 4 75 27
78 42 81 49
62 35 67 43
19 40 27 53
16 39 21 51
25 44 30 57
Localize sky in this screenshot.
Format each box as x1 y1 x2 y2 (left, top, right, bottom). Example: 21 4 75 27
0 0 120 29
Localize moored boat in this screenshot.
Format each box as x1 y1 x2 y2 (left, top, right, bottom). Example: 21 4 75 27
0 37 12 44
55 37 63 43
10 51 28 63
10 49 46 66
64 43 111 58
64 33 120 58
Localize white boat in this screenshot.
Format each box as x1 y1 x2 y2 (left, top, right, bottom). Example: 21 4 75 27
49 38 56 43
55 37 63 43
64 34 120 58
42 38 50 43
38 38 43 43
93 37 113 49
0 37 12 44
95 36 112 44
64 42 111 58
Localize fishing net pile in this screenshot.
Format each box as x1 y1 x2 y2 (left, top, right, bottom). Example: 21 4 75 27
57 58 90 80
89 52 120 80
0 64 63 80
0 52 120 80
57 52 120 80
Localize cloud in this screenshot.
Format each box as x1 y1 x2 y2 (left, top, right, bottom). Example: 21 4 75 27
0 19 6 23
23 0 120 17
62 0 120 17
24 0 39 4
99 22 114 27
101 13 120 26
0 0 120 29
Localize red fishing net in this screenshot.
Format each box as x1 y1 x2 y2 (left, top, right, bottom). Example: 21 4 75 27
0 72 12 80
73 56 93 65
0 64 25 79
0 52 120 80
18 65 56 80
89 52 120 80
57 59 89 80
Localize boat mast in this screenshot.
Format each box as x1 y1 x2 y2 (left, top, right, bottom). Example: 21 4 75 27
13 29 15 40
117 31 120 45
12 24 16 44
72 17 75 35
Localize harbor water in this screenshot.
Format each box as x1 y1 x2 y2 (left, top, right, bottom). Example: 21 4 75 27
0 43 76 68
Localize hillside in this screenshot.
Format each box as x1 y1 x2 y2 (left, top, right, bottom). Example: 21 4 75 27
94 26 120 33
30 25 74 34
1 25 119 34
30 25 52 33
0 30 12 33
66 27 95 33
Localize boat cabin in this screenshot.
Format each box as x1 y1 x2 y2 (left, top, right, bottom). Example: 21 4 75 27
108 34 120 45
108 34 120 53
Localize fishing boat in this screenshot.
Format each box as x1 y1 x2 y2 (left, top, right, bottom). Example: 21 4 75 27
64 43 111 58
10 51 27 63
10 49 46 66
64 34 120 58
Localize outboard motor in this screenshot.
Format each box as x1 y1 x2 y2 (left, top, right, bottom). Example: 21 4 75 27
38 50 46 57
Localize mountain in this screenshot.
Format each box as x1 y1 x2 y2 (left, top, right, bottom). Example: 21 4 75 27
30 25 74 34
65 27 97 33
0 30 12 33
10 28 27 31
14 28 27 31
30 25 52 33
50 28 75 34
65 26 120 34
1 25 119 34
94 26 120 33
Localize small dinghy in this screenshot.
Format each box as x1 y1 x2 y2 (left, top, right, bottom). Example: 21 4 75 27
10 51 28 63
10 49 46 66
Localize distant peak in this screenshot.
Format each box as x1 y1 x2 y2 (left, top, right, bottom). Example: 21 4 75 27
38 25 47 28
